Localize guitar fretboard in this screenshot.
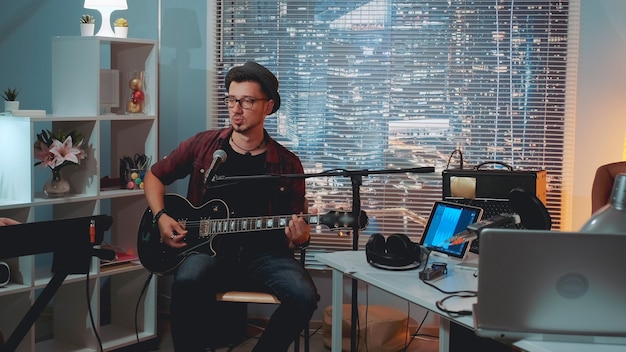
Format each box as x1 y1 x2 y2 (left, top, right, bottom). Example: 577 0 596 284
199 214 320 238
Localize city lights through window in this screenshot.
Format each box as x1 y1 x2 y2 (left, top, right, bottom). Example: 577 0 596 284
212 1 575 264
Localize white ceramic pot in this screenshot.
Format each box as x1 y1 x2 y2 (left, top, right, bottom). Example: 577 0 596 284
80 23 95 36
115 26 128 38
4 100 19 113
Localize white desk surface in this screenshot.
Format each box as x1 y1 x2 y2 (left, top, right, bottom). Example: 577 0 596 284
315 250 626 352
315 250 476 326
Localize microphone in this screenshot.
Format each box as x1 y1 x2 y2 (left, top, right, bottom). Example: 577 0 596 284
445 214 521 245
203 149 227 186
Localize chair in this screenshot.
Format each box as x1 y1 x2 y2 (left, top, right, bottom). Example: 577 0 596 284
210 246 311 352
591 161 626 214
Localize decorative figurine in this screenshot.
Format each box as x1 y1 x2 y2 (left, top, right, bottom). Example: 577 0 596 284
126 71 145 114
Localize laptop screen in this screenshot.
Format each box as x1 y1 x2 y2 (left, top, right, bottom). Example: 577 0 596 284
419 201 483 259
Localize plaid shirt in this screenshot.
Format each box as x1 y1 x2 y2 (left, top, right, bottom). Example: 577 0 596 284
150 127 306 215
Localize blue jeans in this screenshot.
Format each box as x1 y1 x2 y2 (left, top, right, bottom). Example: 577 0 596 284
170 249 319 352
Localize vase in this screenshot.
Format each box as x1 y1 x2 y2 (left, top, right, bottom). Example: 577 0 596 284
126 71 146 114
43 169 70 197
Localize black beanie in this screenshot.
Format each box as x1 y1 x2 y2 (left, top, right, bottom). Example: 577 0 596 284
225 62 281 114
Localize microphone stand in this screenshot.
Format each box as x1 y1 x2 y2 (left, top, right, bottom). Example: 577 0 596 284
213 166 435 352
335 167 433 351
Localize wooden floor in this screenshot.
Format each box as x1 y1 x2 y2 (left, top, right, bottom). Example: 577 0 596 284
151 318 439 352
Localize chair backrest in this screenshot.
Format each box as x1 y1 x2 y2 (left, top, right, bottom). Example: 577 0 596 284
591 162 626 214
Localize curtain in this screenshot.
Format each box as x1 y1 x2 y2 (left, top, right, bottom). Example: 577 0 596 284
208 0 578 268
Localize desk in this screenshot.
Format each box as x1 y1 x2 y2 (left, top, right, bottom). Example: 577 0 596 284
315 251 626 352
316 250 476 352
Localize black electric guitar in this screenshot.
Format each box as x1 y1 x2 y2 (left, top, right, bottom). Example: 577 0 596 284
137 193 369 275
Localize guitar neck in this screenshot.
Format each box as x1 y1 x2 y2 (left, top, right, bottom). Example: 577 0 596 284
201 213 319 237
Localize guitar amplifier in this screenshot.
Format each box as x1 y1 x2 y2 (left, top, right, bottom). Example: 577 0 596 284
442 168 547 206
442 167 547 254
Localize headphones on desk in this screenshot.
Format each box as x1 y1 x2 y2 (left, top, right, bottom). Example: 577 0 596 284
366 233 422 270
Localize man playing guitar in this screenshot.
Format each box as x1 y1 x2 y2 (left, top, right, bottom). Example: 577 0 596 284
143 62 318 352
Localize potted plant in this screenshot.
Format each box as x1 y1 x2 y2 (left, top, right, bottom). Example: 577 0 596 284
114 18 128 38
80 14 95 36
2 88 19 113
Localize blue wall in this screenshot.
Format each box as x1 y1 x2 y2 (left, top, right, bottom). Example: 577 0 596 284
0 0 158 112
158 1 209 195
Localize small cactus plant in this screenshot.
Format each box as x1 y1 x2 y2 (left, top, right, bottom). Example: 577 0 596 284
80 14 95 24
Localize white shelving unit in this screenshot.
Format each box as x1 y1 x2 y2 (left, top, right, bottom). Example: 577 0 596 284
0 36 158 351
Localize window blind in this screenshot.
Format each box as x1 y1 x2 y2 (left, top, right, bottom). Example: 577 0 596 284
209 0 578 268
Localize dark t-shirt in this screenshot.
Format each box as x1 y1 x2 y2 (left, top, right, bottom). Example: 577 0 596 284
203 142 290 254
204 143 269 214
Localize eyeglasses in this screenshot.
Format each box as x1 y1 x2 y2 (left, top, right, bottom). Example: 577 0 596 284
224 96 270 110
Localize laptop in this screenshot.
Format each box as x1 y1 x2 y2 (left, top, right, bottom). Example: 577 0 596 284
474 228 626 344
419 200 483 261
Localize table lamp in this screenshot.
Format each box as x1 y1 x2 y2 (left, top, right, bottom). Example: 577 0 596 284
580 173 626 234
84 0 128 37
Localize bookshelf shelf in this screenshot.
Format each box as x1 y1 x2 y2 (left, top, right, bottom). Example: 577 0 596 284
0 37 158 351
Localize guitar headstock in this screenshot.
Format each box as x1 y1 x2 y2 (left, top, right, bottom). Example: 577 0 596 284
316 210 368 231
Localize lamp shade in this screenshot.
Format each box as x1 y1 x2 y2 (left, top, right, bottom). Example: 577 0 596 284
84 0 128 37
84 0 127 10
